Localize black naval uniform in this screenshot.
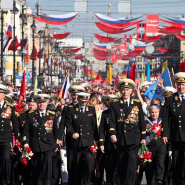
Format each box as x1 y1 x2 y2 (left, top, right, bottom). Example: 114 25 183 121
65 104 98 185
23 109 59 185
161 92 185 185
99 109 117 184
59 102 75 185
17 110 33 184
109 98 146 185
145 117 166 185
0 102 20 185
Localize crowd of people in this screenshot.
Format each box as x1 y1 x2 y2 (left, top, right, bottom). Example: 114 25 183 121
0 71 185 185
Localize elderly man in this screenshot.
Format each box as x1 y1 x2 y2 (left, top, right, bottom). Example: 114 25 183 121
65 92 98 185
23 94 59 185
0 84 20 185
162 72 185 185
109 79 146 185
58 85 85 185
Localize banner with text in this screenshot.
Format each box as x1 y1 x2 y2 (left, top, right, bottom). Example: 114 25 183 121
146 15 159 33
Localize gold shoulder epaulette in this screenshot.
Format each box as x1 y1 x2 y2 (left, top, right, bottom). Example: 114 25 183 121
69 105 74 107
20 111 25 114
48 110 55 114
64 104 69 107
133 99 140 102
87 104 93 107
29 110 34 113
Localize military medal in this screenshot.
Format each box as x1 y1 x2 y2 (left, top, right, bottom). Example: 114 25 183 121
74 114 78 119
33 119 39 127
45 120 53 133
175 96 178 100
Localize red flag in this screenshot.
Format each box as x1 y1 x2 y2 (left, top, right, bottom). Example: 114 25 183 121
30 46 38 60
180 62 185 72
18 70 26 105
129 63 136 81
112 49 117 63
8 36 20 51
114 75 121 86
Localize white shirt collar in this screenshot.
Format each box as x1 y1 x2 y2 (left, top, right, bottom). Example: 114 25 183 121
0 101 4 108
123 97 130 106
178 92 185 101
38 109 47 117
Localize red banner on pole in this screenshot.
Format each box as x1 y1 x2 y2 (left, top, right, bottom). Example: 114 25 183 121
146 15 159 33
120 42 127 54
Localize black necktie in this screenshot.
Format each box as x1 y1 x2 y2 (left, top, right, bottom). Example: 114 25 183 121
125 101 128 108
181 95 185 104
41 113 45 120
80 107 84 114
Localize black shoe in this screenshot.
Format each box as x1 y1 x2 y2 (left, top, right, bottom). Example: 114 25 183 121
155 181 162 185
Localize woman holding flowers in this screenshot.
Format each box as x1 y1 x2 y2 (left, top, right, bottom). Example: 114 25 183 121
145 105 166 185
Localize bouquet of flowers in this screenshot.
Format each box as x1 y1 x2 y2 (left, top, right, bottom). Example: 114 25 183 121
152 123 161 136
20 147 34 165
138 143 152 163
15 103 24 117
90 142 98 153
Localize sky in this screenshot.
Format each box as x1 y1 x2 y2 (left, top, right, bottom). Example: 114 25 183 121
26 0 185 42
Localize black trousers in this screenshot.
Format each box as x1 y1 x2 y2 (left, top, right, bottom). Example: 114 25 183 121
67 146 74 185
73 147 92 185
117 144 139 185
0 142 11 184
51 154 60 185
95 150 106 185
171 142 185 185
106 149 117 184
32 151 53 185
145 143 166 185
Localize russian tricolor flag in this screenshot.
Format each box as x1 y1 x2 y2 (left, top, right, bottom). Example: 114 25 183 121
3 25 12 52
59 74 70 99
20 36 28 48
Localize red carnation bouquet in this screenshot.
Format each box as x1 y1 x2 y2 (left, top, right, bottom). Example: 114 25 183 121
138 143 152 163
20 147 34 165
15 103 24 117
90 142 98 153
152 123 161 136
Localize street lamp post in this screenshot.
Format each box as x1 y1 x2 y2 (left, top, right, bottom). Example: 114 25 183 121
1 10 7 81
31 18 36 85
19 0 27 70
10 1 19 86
38 30 43 75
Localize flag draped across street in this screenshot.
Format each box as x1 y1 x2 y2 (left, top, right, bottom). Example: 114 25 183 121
144 68 173 101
